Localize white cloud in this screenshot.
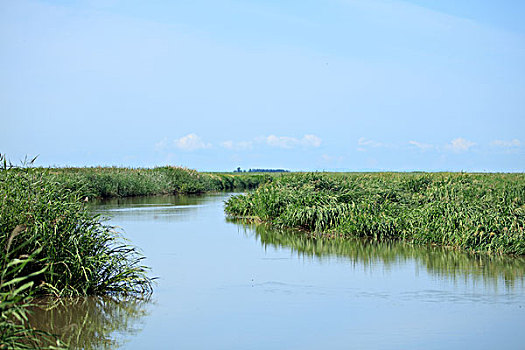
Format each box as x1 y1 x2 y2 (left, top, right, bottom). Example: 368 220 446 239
357 137 383 148
221 140 234 149
491 139 521 147
219 134 321 151
303 134 322 147
265 134 322 149
174 133 211 151
409 140 434 150
221 140 253 150
448 137 475 152
266 135 296 148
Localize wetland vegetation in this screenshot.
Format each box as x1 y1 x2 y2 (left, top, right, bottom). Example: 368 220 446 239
2 156 524 348
54 193 525 348
47 166 271 198
0 158 156 348
0 157 270 348
226 172 525 255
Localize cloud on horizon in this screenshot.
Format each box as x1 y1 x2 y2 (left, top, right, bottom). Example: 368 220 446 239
359 137 480 153
174 134 212 151
158 133 322 153
491 139 521 147
358 137 383 147
357 137 385 152
265 134 322 149
408 140 434 151
448 137 476 152
220 140 254 150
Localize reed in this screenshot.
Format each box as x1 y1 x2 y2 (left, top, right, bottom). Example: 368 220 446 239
1 165 153 296
46 166 271 198
0 156 154 347
225 172 525 255
0 246 65 349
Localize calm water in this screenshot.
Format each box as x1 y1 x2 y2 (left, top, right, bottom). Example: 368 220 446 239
30 193 525 349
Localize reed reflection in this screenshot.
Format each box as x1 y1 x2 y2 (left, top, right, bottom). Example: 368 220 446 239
91 194 218 222
28 296 151 349
231 219 525 289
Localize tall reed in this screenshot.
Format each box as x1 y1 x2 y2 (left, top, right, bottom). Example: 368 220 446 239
0 244 64 349
0 155 154 347
225 173 525 255
46 166 270 198
1 164 153 296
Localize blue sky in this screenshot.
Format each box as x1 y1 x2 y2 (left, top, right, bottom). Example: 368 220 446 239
1 0 524 171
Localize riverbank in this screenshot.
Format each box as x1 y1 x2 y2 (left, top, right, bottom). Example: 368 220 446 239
225 172 525 255
30 191 525 349
47 166 272 198
0 162 272 347
3 165 524 346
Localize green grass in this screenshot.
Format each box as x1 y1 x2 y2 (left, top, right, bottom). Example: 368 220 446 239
0 160 272 347
225 172 525 255
1 166 153 296
0 157 156 347
46 166 271 198
4 159 523 346
1 248 65 349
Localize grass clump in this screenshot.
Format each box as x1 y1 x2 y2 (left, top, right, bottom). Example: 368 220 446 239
225 172 525 255
1 166 153 296
0 156 153 347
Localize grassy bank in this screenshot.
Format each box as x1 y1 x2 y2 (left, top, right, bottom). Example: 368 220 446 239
47 166 271 198
225 173 525 255
1 161 271 347
0 161 155 348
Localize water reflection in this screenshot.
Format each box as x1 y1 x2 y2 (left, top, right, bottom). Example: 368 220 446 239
231 219 525 289
90 194 223 222
28 194 525 349
28 296 151 349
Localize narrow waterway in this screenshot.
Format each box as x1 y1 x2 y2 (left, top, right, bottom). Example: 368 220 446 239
30 193 525 349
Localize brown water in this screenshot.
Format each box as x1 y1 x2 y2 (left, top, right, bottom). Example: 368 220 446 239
30 193 525 349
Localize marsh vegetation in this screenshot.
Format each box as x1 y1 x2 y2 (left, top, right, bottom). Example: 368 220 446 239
0 158 271 348
47 166 271 198
2 158 524 348
33 193 525 349
0 159 152 348
226 172 525 255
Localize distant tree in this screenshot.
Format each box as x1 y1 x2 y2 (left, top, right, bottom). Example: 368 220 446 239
248 168 289 173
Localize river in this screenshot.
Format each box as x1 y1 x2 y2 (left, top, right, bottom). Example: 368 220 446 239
29 193 525 349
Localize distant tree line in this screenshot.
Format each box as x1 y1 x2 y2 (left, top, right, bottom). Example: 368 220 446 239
234 167 289 173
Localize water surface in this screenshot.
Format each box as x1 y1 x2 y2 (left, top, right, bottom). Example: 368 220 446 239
31 193 525 349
